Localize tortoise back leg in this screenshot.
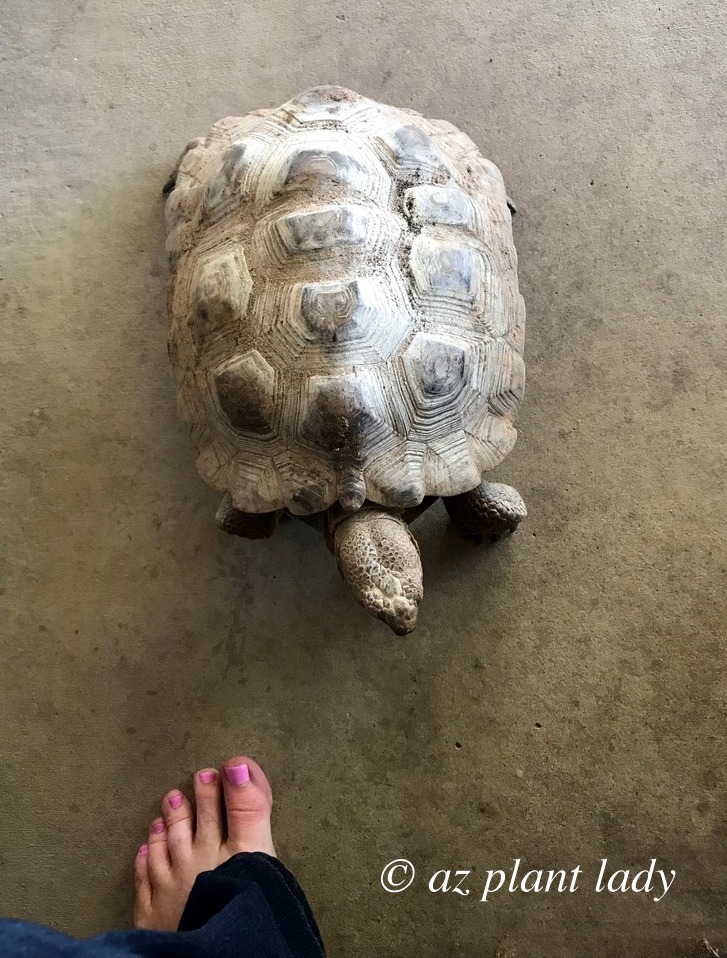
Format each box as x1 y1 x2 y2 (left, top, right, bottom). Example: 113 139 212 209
162 136 204 194
443 481 527 544
215 493 284 539
331 508 423 635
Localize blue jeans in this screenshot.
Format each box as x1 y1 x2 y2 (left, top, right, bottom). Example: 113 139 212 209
0 852 325 957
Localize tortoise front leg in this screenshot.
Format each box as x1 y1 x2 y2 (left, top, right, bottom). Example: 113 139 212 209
443 481 527 544
215 494 284 539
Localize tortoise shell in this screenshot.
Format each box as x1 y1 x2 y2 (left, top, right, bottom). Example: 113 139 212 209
165 86 525 515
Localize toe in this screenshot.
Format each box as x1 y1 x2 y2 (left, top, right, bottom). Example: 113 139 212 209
221 755 275 855
162 789 194 862
193 769 223 849
133 844 152 925
147 817 171 882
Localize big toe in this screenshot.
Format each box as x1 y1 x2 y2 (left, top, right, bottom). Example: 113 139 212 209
221 756 275 857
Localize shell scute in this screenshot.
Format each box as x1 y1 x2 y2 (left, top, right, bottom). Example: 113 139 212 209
255 132 391 210
192 248 252 353
375 123 456 184
214 350 276 436
409 236 483 309
257 269 414 371
203 136 268 224
275 203 372 256
298 371 396 466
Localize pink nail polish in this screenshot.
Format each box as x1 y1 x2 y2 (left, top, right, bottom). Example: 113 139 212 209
168 794 183 810
138 844 148 857
152 820 165 834
224 763 250 785
199 770 217 784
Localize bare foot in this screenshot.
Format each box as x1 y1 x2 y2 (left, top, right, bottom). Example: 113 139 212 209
133 755 275 931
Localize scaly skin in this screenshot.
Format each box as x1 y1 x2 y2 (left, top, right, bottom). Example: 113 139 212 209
333 508 423 635
215 494 284 539
444 481 527 543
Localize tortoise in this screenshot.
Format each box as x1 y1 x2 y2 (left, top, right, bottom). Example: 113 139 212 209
163 85 527 635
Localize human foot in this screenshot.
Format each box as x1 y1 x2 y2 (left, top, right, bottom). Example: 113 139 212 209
133 755 275 931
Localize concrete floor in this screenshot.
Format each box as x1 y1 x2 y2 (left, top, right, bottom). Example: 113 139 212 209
1 1 725 955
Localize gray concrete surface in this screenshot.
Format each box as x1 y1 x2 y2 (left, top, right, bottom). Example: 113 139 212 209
1 1 725 955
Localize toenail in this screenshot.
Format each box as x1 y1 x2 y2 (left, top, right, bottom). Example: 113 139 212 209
224 762 250 785
199 770 217 784
138 844 148 856
152 820 165 834
168 794 183 809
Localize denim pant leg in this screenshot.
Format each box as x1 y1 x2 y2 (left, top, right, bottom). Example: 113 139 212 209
0 852 325 958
